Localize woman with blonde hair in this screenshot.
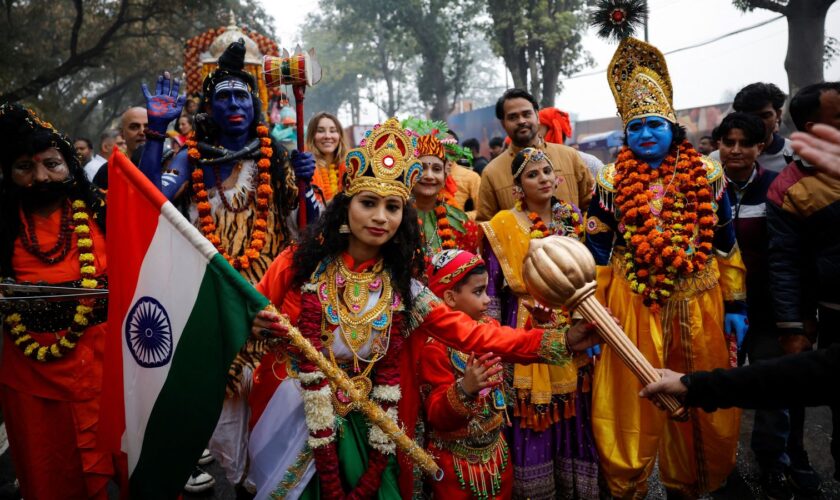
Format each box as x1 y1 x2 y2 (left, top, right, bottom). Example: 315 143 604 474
305 112 347 203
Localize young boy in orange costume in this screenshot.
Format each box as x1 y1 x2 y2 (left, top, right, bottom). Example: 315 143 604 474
420 249 512 499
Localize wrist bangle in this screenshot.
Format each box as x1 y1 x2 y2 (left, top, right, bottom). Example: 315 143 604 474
456 377 476 400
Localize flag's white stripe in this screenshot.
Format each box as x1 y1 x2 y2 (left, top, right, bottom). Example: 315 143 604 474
160 202 219 260
122 203 210 475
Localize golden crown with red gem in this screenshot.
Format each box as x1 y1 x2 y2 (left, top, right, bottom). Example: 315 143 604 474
344 118 423 201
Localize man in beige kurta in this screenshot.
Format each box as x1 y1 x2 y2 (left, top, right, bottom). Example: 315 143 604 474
476 89 594 222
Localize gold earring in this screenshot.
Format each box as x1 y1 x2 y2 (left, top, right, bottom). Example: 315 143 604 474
339 223 350 234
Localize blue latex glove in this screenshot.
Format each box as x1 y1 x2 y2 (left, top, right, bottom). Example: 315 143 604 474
141 72 186 132
291 150 315 182
724 313 749 350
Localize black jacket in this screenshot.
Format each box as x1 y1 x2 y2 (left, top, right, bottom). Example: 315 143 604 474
683 343 839 411
766 160 840 335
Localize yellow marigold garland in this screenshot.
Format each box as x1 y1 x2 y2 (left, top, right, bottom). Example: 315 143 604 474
4 200 98 362
328 163 339 199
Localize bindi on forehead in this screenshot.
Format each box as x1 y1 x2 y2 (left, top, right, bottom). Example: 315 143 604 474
32 149 61 163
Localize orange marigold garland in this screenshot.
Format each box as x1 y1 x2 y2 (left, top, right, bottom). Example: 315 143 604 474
188 125 274 271
434 203 457 250
515 200 584 240
613 140 715 311
313 163 342 201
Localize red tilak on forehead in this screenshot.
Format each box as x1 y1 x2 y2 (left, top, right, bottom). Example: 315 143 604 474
32 153 44 162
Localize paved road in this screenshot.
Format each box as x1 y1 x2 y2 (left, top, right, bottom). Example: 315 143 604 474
182 408 839 500
0 408 836 499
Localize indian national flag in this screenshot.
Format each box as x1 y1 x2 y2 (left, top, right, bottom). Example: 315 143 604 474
99 151 269 498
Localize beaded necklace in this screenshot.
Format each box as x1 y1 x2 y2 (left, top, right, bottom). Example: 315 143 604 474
19 200 73 265
5 200 98 362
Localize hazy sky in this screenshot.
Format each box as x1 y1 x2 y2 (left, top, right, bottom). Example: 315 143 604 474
261 0 840 121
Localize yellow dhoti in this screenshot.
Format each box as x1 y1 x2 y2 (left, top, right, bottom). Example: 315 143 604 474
592 256 741 498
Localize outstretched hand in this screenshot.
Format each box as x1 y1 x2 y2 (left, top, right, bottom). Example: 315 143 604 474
566 321 602 353
460 352 503 397
639 368 688 407
791 124 840 179
142 71 186 130
524 301 554 326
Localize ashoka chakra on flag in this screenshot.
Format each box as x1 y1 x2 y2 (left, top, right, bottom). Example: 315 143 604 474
126 296 174 368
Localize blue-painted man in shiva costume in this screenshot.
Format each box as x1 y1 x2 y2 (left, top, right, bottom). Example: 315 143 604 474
583 33 749 498
139 39 320 284
137 39 322 489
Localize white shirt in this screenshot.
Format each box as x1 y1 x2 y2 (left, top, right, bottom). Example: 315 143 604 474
83 154 107 181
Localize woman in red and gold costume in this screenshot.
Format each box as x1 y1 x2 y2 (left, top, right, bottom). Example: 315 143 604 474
585 9 747 496
243 118 599 499
306 112 348 204
481 148 599 499
0 104 113 499
407 119 481 256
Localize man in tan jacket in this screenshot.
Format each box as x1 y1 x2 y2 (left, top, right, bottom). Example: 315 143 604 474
476 89 594 222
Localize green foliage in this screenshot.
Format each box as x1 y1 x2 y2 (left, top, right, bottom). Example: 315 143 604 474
400 117 472 163
0 0 275 140
300 0 486 121
394 0 483 119
401 117 450 137
484 0 593 107
732 0 788 12
301 0 418 122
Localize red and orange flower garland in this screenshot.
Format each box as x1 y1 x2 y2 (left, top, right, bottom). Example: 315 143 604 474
188 125 274 271
515 200 584 240
297 289 405 499
613 141 715 311
434 203 457 251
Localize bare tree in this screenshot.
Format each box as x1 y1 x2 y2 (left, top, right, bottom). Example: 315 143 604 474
396 0 480 120
734 0 837 98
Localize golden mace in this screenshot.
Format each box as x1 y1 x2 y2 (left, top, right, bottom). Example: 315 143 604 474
268 307 444 478
522 236 687 421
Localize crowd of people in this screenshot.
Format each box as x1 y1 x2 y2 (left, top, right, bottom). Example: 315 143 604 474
0 20 839 500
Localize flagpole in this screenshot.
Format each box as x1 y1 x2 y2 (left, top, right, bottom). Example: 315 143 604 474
269 306 443 479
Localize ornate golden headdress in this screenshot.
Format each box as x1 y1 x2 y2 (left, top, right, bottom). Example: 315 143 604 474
608 37 676 127
344 118 423 201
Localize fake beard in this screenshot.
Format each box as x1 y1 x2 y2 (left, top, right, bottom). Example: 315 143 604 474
16 178 74 209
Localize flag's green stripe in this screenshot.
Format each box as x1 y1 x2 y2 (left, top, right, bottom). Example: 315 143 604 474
129 254 269 498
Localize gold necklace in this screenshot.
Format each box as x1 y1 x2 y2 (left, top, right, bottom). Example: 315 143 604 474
321 258 395 371
328 348 379 416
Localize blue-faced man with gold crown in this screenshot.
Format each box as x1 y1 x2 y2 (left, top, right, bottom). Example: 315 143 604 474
584 1 748 497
